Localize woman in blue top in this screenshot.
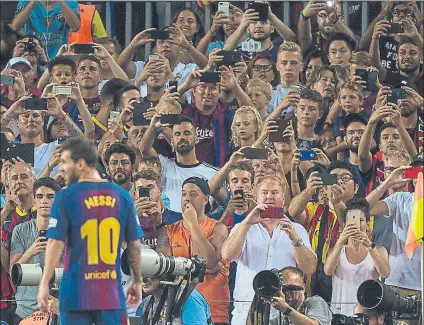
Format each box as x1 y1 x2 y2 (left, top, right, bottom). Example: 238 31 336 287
11 1 80 60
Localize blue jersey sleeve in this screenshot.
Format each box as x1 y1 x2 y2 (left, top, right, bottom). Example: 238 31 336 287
47 190 69 241
66 0 80 15
135 300 145 323
181 290 211 325
125 194 144 242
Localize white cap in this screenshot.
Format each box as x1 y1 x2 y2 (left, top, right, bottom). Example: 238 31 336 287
6 57 32 69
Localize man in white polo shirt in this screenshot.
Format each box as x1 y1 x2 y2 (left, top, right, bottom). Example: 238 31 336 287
222 175 317 325
140 113 218 216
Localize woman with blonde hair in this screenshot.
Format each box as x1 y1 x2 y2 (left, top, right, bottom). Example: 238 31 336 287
231 106 263 149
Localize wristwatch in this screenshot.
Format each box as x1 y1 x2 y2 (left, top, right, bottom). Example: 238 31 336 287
366 243 376 252
283 307 293 316
291 238 304 247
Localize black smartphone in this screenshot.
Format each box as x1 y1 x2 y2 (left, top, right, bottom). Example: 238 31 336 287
366 71 378 93
248 2 269 21
234 189 244 199
298 149 318 161
133 103 151 126
169 80 178 93
269 120 290 142
217 50 242 67
243 148 268 160
355 69 368 82
25 98 47 111
38 230 48 242
138 187 150 199
73 43 95 54
316 173 339 185
0 75 15 85
4 143 35 166
388 88 406 104
200 72 221 84
150 30 171 40
386 23 404 34
161 114 181 125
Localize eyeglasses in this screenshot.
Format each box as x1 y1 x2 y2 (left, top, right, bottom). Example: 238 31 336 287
253 64 274 72
392 9 412 16
337 173 354 183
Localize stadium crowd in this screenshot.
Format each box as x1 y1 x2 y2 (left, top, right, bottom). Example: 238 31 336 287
0 0 423 324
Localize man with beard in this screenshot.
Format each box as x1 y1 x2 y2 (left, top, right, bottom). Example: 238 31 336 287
104 143 136 194
265 267 332 325
140 115 218 215
358 101 418 194
117 28 197 87
298 0 355 55
223 4 296 59
37 136 143 325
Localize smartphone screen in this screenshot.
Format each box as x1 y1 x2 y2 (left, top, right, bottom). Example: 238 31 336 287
161 114 181 125
138 187 150 199
316 173 339 185
217 50 242 67
200 72 221 84
386 23 404 34
388 88 406 104
234 189 244 199
366 71 378 93
168 80 178 93
73 44 95 54
298 150 318 161
346 210 361 229
25 98 48 111
243 148 268 160
150 30 171 40
260 207 284 219
0 75 15 85
269 120 290 142
248 2 268 21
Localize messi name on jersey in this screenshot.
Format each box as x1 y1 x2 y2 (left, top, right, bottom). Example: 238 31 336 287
84 195 116 209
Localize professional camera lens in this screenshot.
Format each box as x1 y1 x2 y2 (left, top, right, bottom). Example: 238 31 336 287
252 270 281 298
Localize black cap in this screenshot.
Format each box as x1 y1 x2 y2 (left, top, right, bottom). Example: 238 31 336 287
182 177 211 195
342 113 368 130
410 152 424 167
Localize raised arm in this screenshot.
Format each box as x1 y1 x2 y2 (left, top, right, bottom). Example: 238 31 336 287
92 43 129 81
268 6 296 42
139 114 161 157
11 1 37 32
358 108 381 173
223 9 258 51
197 11 228 54
57 1 81 32
359 2 392 50
369 21 389 82
297 0 325 53
389 104 418 157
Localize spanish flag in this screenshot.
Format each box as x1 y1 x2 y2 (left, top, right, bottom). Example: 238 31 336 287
405 172 424 259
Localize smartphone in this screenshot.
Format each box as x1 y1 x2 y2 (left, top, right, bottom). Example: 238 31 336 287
138 187 150 199
234 189 244 199
346 209 361 229
366 71 378 93
386 23 404 34
161 114 181 125
38 230 48 242
269 120 290 142
218 2 230 15
248 2 269 21
0 75 15 85
405 167 424 179
150 30 171 40
57 137 68 144
4 143 35 166
388 88 406 104
316 173 339 185
217 50 242 67
169 80 178 93
149 54 160 61
260 207 284 219
129 316 141 325
133 102 151 126
298 150 318 161
200 72 221 84
243 148 268 160
355 69 368 82
109 111 121 123
73 43 95 54
25 98 47 111
53 85 72 95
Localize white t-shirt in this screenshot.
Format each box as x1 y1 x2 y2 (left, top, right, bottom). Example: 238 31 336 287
134 61 197 98
268 84 291 114
383 192 421 290
158 155 218 213
34 140 59 177
230 222 314 325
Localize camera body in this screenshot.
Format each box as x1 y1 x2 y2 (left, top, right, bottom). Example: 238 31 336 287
332 314 369 325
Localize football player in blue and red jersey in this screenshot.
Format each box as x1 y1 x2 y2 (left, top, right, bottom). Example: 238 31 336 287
37 136 143 325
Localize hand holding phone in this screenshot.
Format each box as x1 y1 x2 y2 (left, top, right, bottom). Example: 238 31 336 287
25 98 48 111
242 148 268 160
109 111 121 123
269 120 290 142
247 2 269 21
0 75 15 85
260 207 284 219
346 210 361 229
234 189 244 199
160 114 181 125
138 187 150 199
404 167 424 179
298 150 318 161
73 43 95 54
316 173 339 185
200 72 221 84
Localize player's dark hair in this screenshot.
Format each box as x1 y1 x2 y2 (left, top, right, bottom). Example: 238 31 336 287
133 169 161 187
47 56 76 71
112 85 140 111
100 78 130 104
104 143 136 166
343 197 370 222
33 177 61 197
178 116 196 128
327 160 358 185
228 161 255 183
326 32 357 53
61 137 99 167
79 54 102 69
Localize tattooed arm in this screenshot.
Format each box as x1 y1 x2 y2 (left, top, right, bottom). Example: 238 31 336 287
126 239 142 282
156 226 172 256
62 115 84 137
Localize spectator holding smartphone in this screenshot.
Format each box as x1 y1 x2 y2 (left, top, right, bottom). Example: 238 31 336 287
324 198 390 316
9 177 61 323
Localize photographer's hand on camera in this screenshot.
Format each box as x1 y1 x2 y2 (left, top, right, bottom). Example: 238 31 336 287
269 291 290 312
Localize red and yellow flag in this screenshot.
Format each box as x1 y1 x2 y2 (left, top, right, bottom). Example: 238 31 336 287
405 172 424 259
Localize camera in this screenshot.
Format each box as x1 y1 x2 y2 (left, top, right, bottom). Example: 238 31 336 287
332 314 369 325
11 264 63 286
121 248 206 281
253 269 281 298
357 280 421 319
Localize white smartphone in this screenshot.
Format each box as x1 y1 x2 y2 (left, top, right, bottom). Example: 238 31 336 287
346 210 361 229
53 85 72 95
218 2 230 15
109 111 120 123
149 55 160 61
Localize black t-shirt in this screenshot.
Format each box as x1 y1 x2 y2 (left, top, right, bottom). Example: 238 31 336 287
194 113 216 166
379 35 398 73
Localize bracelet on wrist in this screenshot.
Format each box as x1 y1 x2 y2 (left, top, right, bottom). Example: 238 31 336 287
291 237 304 247
300 11 309 21
283 307 293 316
366 243 376 252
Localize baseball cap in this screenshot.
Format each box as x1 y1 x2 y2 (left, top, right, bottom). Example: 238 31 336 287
6 57 32 69
182 177 211 213
342 113 368 130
